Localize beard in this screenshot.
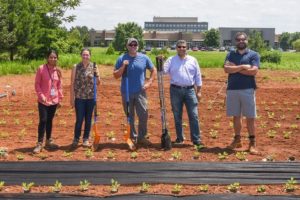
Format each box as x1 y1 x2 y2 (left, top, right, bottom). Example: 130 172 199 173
237 42 247 50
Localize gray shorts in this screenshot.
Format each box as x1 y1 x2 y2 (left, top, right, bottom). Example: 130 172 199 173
226 89 256 118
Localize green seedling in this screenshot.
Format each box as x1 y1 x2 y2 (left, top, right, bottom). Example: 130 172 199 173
18 128 26 140
284 177 298 192
62 151 73 158
213 122 220 128
79 180 90 192
0 132 9 139
218 152 228 160
59 120 66 126
28 110 35 115
151 152 162 159
139 182 151 193
172 184 183 194
182 122 188 128
130 151 138 159
256 185 266 193
280 115 286 120
235 152 247 161
22 182 34 193
209 129 218 139
2 109 10 115
51 180 62 193
110 179 120 193
290 124 298 129
227 182 240 193
171 151 182 160
215 114 221 120
0 181 5 191
107 111 114 117
0 119 7 125
106 131 116 140
265 154 276 162
198 184 209 192
85 149 93 158
37 153 48 160
14 119 20 125
16 153 25 160
267 130 277 138
264 106 270 111
274 122 281 128
267 112 274 119
0 147 8 159
193 151 200 159
25 120 33 126
260 122 267 128
107 151 116 159
283 131 292 139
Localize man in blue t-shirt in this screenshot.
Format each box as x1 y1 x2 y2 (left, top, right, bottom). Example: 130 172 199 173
224 32 260 155
113 38 157 148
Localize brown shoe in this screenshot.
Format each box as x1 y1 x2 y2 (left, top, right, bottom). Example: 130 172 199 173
248 136 259 155
45 139 59 149
33 142 43 154
227 135 242 149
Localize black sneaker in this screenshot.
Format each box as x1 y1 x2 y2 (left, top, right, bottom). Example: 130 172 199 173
174 138 184 144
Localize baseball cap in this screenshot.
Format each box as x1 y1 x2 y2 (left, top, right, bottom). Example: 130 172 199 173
127 38 138 46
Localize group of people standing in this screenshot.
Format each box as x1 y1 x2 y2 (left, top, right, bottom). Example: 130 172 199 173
34 31 260 155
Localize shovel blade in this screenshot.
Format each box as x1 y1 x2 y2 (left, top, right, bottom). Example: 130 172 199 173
161 129 172 150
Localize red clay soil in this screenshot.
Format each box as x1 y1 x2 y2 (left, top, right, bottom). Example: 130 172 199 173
0 66 299 196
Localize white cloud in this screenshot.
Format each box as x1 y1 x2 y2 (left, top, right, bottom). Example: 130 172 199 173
65 0 300 33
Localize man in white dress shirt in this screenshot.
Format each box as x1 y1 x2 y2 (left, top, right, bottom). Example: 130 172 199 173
163 40 203 147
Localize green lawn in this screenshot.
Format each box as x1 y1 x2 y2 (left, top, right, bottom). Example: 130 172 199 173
0 48 299 76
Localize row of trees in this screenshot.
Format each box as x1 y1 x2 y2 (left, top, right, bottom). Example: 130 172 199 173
0 0 86 61
279 32 300 51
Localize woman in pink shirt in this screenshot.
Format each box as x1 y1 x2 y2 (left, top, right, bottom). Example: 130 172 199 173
33 50 63 153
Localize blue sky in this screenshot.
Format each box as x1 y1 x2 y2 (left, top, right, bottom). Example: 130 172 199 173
65 0 299 34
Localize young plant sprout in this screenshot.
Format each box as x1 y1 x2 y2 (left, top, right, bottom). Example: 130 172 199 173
139 182 151 193
79 180 90 192
22 182 34 193
51 180 62 193
110 179 120 193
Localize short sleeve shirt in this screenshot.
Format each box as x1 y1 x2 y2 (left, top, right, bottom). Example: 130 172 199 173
115 53 154 94
225 49 260 90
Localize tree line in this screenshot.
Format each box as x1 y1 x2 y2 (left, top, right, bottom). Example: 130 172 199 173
0 1 299 62
0 0 90 61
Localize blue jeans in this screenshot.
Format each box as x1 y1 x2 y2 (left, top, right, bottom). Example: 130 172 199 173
170 86 201 143
74 98 95 141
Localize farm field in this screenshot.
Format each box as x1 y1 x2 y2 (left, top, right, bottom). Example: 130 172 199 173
0 49 300 76
0 66 299 197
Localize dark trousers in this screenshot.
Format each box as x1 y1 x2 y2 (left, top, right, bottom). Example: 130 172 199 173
38 102 58 143
74 98 95 141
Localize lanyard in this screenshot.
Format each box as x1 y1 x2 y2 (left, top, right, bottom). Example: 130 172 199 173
46 64 54 87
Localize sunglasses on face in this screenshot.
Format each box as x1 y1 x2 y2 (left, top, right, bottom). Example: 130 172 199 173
236 38 246 42
177 46 186 49
129 43 138 47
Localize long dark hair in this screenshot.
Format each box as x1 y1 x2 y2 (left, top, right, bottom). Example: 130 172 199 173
46 50 62 79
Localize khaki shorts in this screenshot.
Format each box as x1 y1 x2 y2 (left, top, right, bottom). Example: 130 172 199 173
226 89 256 118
